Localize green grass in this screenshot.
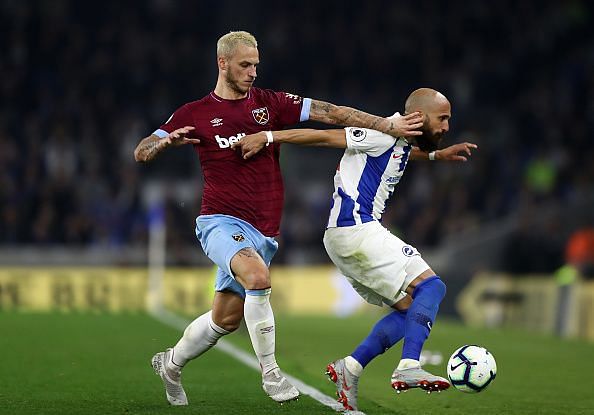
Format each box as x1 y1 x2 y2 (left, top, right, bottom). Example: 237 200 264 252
1 312 593 414
265 315 594 414
0 312 328 415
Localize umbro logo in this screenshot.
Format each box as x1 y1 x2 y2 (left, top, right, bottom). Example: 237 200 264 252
259 325 274 334
210 117 223 127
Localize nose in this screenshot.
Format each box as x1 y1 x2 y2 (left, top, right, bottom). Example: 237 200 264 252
442 121 449 133
249 67 257 78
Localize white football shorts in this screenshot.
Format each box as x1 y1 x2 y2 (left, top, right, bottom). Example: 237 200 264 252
323 221 430 306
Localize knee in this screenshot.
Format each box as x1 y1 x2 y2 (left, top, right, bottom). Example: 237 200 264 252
434 277 446 300
239 269 270 290
415 276 446 302
425 277 446 301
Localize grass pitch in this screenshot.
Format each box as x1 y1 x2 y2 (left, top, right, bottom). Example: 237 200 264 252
1 312 593 415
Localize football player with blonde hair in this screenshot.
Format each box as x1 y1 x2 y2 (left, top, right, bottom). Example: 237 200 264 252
136 30 425 408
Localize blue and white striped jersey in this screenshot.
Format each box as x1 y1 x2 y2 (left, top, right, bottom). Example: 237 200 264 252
327 127 412 228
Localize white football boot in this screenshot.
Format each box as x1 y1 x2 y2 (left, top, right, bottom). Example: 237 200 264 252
326 359 360 411
262 367 300 403
391 365 450 394
151 348 188 405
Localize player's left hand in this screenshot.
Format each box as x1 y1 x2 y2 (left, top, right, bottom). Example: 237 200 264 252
387 111 424 138
230 132 267 159
164 126 199 147
436 142 478 162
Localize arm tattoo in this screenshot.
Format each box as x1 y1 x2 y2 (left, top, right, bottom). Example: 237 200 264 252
236 247 259 258
369 118 382 130
311 100 333 116
342 109 357 124
134 135 166 162
310 99 389 132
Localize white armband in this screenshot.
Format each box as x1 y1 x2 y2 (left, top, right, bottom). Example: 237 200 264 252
265 131 274 146
428 151 437 161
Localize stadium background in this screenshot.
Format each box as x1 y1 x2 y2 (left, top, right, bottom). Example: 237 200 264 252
1 1 594 414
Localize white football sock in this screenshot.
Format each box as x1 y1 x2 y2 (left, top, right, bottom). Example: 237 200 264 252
397 358 420 370
244 288 278 374
170 310 229 369
345 355 364 376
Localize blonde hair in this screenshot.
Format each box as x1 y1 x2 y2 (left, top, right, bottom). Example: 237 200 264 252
217 31 258 58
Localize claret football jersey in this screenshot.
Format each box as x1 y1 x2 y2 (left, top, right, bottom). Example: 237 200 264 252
154 88 311 236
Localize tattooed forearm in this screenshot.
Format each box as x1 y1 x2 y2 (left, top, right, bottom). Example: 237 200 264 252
369 118 382 130
309 99 391 133
342 109 357 124
134 135 167 162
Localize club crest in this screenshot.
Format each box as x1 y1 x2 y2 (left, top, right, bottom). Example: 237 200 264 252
252 107 270 125
232 233 245 242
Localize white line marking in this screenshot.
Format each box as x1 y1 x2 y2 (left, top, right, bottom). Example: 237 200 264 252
150 308 366 415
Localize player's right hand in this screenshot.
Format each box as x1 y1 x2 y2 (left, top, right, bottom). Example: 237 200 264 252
387 111 424 137
164 126 200 147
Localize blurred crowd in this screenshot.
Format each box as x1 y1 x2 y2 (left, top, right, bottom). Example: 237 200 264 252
1 0 593 269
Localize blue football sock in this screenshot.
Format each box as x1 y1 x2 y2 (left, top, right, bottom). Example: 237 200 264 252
401 276 446 361
351 309 407 368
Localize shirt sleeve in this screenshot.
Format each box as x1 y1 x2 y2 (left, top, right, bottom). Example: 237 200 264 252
269 91 311 126
344 127 396 156
152 104 193 138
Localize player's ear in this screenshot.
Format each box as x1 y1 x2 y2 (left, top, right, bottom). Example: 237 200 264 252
217 56 227 71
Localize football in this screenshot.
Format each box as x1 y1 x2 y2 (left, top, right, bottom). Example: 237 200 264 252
447 345 497 393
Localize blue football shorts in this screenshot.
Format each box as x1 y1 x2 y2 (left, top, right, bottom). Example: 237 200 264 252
195 214 278 298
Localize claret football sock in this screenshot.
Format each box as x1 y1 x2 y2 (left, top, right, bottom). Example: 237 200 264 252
244 288 278 374
351 309 407 368
401 276 446 361
172 310 230 368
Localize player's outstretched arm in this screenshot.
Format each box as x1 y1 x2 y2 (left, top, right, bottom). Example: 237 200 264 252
308 100 423 138
231 129 346 159
409 142 478 162
134 126 199 162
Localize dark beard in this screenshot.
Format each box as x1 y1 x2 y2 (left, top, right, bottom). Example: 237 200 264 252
415 132 439 152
